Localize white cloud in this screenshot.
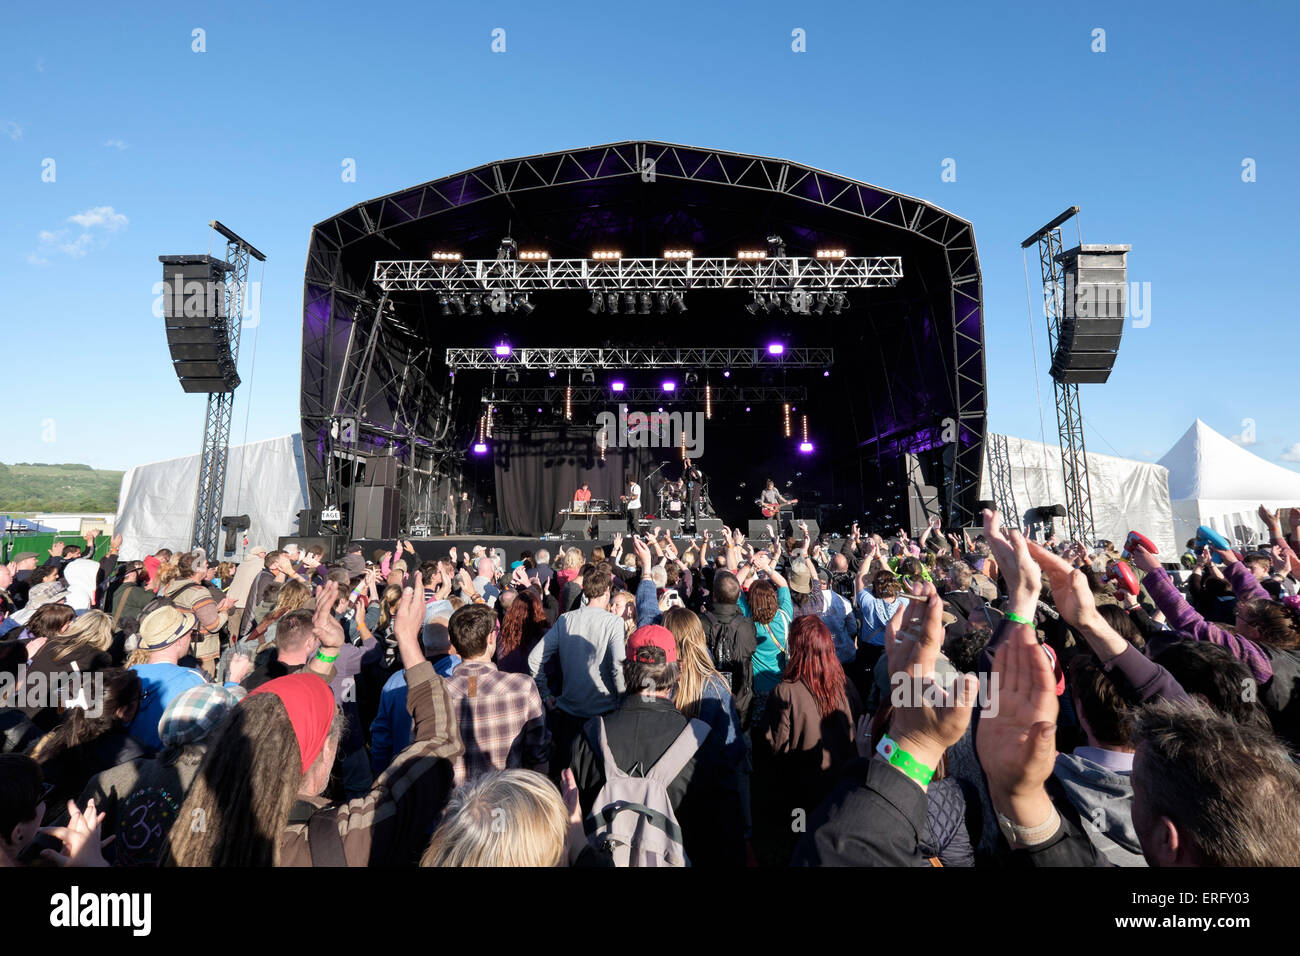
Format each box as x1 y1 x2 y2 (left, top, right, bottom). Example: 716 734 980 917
1230 429 1257 446
1282 443 1300 463
29 206 129 264
3 121 21 142
104 139 128 150
68 206 128 231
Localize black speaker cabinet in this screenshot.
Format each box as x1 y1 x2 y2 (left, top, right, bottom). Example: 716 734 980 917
354 487 399 539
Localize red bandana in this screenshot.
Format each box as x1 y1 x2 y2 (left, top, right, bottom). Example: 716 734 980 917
248 674 335 773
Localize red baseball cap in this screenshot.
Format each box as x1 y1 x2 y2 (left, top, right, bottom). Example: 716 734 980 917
626 624 678 664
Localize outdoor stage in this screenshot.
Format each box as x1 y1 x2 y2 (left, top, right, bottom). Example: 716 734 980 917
299 141 988 543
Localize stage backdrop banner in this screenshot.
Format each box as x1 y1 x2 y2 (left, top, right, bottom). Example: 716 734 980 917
979 432 1176 555
492 427 661 537
115 434 309 560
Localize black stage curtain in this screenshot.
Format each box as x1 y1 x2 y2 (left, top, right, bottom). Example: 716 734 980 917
492 427 660 537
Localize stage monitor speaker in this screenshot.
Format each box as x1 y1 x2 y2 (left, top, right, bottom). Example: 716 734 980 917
296 508 318 536
354 487 400 539
696 518 724 534
560 518 591 539
277 535 344 562
364 457 399 488
598 519 628 540
659 518 683 537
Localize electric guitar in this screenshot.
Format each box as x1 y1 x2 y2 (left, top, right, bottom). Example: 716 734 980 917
758 498 799 518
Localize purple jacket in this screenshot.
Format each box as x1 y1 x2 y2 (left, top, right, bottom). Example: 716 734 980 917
1103 643 1188 706
1141 565 1272 682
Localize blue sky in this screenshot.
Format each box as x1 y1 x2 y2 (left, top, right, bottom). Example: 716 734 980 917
2 0 1297 474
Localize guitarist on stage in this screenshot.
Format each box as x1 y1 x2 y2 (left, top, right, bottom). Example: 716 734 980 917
757 478 798 536
757 478 793 516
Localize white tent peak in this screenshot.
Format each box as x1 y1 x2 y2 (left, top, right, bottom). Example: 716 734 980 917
1157 419 1300 502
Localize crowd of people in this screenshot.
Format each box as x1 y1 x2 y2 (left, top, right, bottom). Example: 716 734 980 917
2 503 1300 868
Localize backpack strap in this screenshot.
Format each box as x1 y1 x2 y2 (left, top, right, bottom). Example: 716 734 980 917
111 585 136 628
766 609 791 657
308 805 348 867
587 716 630 781
645 718 710 786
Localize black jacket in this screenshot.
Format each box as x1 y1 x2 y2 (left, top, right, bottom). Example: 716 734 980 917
699 604 758 729
571 694 745 867
792 756 1102 867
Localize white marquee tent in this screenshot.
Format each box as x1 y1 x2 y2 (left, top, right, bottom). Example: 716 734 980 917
1157 419 1300 549
115 434 308 561
980 433 1177 555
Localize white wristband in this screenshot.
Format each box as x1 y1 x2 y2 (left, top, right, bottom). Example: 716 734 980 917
996 806 1061 849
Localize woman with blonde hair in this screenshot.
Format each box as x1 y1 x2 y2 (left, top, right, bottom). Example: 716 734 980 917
22 610 116 732
421 769 584 867
662 607 747 809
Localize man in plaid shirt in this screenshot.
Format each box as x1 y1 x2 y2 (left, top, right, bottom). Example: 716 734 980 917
445 603 551 786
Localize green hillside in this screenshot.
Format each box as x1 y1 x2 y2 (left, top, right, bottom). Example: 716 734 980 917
0 462 123 513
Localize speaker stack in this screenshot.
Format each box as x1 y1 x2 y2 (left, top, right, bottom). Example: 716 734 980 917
1052 244 1130 385
353 454 400 539
159 255 240 394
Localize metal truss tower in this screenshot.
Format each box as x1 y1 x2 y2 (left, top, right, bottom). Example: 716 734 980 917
985 433 1019 529
1022 208 1096 545
191 222 265 556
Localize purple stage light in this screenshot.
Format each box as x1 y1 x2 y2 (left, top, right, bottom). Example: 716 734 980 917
494 343 512 357
723 369 731 378
767 343 784 355
798 441 814 453
472 442 488 454
611 381 625 392
662 380 676 392
823 369 830 377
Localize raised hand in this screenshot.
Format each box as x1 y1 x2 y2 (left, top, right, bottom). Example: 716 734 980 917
883 581 979 773
312 582 346 650
392 572 425 668
41 799 110 867
975 616 1060 827
1025 540 1100 632
228 652 253 685
981 509 1041 619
